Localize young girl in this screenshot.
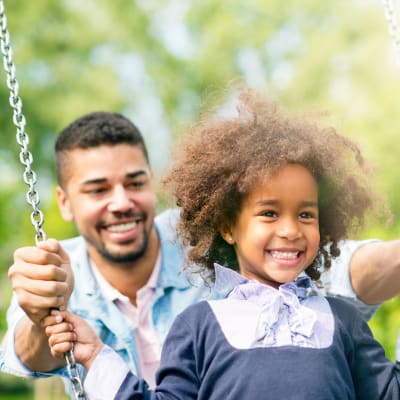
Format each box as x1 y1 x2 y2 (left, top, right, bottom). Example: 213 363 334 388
45 89 400 399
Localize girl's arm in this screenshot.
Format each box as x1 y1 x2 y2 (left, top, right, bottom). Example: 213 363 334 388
44 310 103 370
44 309 200 400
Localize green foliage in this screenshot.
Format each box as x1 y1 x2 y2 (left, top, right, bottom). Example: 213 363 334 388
0 373 33 398
1 0 400 391
370 297 400 361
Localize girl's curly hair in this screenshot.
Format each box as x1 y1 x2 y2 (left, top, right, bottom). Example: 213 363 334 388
164 88 383 283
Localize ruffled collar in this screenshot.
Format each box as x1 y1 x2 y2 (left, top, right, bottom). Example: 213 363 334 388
213 263 318 298
213 263 319 347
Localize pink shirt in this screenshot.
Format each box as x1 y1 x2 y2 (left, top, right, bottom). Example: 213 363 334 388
91 254 162 389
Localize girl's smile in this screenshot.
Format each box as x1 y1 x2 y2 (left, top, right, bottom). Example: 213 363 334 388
268 249 304 265
225 163 320 288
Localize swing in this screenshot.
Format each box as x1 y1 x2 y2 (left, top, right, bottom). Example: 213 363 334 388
0 2 86 399
382 0 400 60
1 1 399 400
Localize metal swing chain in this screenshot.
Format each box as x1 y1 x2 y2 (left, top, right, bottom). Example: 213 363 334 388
0 2 87 399
382 0 400 60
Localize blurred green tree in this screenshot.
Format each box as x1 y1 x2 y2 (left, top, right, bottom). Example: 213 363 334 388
1 0 400 396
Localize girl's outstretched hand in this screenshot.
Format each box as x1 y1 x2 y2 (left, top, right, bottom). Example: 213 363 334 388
43 310 104 370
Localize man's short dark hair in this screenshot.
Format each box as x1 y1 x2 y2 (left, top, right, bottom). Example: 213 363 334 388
55 111 149 186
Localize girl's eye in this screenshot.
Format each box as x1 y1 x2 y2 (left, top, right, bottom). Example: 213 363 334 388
263 210 277 218
299 212 316 219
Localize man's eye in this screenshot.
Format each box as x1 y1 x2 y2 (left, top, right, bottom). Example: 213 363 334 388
88 188 106 194
129 181 145 188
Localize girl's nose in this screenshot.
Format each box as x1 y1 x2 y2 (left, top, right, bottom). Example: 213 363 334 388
277 219 302 241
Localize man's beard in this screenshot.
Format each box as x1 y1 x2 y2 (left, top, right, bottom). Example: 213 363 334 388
99 237 149 264
86 222 153 265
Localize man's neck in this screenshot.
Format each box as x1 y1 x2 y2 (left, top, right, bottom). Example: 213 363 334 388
88 227 160 305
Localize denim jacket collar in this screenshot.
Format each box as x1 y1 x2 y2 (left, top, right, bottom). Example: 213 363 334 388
66 220 191 300
156 222 191 290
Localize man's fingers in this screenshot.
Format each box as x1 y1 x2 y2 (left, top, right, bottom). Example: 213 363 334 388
10 241 74 325
15 288 65 309
11 274 68 298
9 262 67 283
37 239 70 264
37 239 74 303
13 290 65 323
14 243 64 267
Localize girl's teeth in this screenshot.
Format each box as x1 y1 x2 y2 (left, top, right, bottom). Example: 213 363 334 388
270 251 298 259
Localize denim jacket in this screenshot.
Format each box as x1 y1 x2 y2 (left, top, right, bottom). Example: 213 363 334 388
0 209 211 389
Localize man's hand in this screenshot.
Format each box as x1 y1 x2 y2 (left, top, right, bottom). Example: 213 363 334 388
8 238 75 371
9 238 74 326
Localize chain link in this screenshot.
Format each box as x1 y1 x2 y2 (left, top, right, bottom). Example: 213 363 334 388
0 2 87 399
66 351 88 400
382 0 400 61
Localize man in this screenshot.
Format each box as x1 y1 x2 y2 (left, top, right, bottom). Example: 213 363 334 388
1 112 207 393
1 111 399 395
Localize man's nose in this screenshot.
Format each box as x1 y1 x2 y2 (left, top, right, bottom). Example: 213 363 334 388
108 186 134 212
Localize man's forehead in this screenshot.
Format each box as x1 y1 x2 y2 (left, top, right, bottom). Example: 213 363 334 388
63 145 151 184
65 144 147 166
66 143 146 158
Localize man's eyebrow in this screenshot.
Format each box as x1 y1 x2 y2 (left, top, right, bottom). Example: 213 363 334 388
126 170 148 179
81 178 107 186
81 170 148 186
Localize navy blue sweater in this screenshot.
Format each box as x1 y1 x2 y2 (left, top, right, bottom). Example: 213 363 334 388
113 297 400 399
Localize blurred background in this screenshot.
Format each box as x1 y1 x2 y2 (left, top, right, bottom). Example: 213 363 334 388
1 0 400 398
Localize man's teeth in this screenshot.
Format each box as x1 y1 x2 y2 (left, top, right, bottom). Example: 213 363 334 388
107 222 137 233
270 251 299 259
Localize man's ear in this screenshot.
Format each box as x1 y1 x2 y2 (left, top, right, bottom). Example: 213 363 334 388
56 186 74 222
220 225 235 245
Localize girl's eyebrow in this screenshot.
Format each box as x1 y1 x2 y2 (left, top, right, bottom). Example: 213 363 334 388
255 199 318 207
301 200 318 207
